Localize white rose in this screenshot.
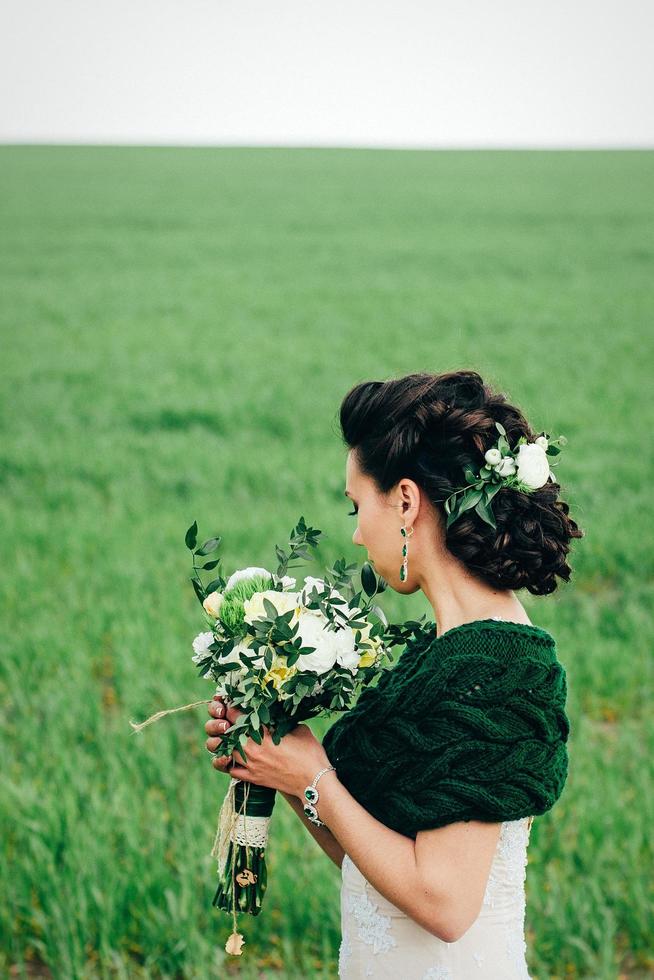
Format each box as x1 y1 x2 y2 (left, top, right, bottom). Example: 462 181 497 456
515 443 551 489
484 448 502 466
243 589 302 625
301 576 348 612
280 575 296 589
225 566 273 591
294 611 338 674
301 576 327 596
330 626 359 672
212 638 263 691
202 591 224 618
191 631 214 663
535 435 549 450
221 638 259 667
496 455 517 478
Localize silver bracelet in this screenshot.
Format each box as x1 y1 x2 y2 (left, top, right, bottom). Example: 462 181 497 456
303 765 336 827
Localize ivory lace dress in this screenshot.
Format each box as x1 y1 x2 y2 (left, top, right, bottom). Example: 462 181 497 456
338 811 534 979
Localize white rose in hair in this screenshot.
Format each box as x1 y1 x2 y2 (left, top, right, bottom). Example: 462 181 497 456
515 443 551 489
497 456 517 477
535 435 549 450
484 448 502 466
294 611 338 674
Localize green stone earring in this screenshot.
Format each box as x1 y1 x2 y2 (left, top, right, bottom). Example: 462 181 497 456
399 523 414 581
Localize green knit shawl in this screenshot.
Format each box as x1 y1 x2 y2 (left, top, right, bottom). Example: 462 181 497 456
322 618 570 839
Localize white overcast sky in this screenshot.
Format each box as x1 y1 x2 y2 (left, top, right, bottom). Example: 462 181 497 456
0 0 652 147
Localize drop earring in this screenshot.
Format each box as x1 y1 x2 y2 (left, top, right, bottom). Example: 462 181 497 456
400 523 413 582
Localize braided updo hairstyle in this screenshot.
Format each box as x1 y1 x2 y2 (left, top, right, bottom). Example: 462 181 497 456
339 370 584 596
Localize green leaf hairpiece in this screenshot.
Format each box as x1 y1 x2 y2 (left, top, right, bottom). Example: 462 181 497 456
443 423 567 531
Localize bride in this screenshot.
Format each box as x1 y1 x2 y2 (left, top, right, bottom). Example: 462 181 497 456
204 370 581 978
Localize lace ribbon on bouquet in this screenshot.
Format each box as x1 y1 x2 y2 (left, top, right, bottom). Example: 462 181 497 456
211 778 273 953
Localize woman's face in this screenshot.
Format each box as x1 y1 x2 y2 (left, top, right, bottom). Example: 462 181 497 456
345 449 410 589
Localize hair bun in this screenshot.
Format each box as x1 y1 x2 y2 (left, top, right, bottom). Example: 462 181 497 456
339 370 584 596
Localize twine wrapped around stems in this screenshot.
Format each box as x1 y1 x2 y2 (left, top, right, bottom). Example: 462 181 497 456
129 698 213 733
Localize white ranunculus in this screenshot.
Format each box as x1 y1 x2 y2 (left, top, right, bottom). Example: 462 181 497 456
535 435 549 450
294 611 338 674
280 575 296 589
202 590 224 618
243 589 302 625
515 443 551 489
225 566 273 591
497 455 517 478
191 631 214 663
484 448 502 466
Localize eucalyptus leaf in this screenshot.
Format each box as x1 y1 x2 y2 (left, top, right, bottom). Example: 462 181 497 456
191 577 206 605
195 536 221 556
185 520 198 550
361 563 377 597
475 497 497 529
459 488 483 512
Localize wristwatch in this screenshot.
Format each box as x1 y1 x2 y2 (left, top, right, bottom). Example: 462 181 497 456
303 765 336 827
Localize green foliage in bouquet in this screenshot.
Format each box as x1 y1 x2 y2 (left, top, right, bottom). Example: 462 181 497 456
182 515 429 949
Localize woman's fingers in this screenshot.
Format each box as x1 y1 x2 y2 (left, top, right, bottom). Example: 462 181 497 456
205 698 233 769
205 717 230 736
206 716 232 750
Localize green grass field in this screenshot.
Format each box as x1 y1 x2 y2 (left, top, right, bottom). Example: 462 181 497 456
0 146 652 979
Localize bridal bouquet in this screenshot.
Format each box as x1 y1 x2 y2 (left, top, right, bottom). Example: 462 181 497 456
131 515 425 956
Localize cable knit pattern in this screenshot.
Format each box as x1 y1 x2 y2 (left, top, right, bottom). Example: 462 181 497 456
322 619 569 838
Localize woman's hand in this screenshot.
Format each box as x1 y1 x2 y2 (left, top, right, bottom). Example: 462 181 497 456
205 694 332 798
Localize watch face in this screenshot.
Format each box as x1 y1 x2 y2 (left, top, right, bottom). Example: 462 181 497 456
304 786 319 804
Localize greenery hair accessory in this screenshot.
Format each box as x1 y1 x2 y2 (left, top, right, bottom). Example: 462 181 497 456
443 422 568 531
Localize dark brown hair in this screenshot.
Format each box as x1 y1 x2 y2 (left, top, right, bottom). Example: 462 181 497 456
339 370 584 596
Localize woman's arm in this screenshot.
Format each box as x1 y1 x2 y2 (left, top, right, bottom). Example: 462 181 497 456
279 790 345 869
310 769 459 942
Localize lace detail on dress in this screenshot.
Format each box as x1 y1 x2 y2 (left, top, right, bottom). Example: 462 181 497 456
338 930 352 975
482 818 531 909
506 925 530 978
344 884 397 955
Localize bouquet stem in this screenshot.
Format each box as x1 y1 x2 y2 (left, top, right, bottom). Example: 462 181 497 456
212 779 277 928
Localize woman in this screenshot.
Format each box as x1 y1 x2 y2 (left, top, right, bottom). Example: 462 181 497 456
204 370 582 978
